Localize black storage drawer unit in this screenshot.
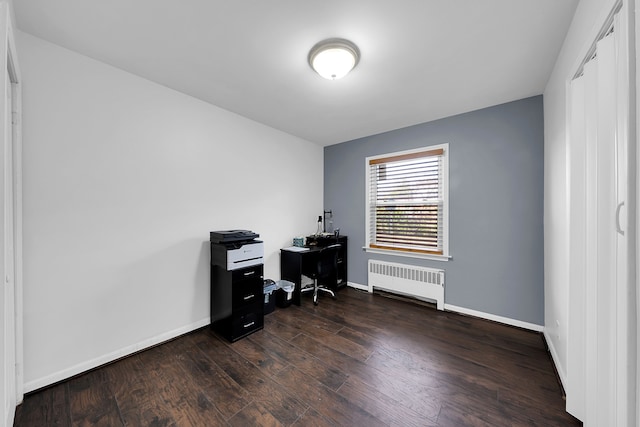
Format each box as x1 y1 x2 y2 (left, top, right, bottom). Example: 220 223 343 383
210 242 264 342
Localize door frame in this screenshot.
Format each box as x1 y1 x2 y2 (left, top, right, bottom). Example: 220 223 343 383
0 2 23 424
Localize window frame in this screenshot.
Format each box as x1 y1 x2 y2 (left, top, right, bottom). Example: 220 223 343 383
364 143 450 261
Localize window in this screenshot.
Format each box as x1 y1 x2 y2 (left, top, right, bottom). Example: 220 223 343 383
366 144 449 259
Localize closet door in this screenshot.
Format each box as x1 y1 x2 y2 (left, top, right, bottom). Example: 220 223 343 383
567 39 618 424
593 30 618 427
612 11 632 426
566 5 633 426
566 68 587 421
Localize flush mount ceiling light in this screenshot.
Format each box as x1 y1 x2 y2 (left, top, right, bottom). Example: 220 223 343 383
308 38 360 80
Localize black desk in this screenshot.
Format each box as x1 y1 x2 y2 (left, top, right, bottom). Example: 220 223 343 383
280 247 321 306
280 236 348 305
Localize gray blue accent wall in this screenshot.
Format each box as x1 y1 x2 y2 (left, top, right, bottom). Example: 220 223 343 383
324 96 544 325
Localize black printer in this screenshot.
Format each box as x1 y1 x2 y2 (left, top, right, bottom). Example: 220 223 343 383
210 229 259 244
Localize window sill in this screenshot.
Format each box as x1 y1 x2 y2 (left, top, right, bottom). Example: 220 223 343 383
363 246 451 262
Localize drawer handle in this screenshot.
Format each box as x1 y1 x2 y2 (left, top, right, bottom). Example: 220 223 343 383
243 294 255 300
243 321 255 328
243 271 254 276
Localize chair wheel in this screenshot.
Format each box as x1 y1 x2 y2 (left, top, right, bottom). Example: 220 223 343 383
314 300 318 306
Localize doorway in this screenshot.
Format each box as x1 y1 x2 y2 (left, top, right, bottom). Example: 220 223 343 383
0 4 22 426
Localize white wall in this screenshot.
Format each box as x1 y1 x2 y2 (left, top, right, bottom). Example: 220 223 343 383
17 31 323 392
543 0 620 387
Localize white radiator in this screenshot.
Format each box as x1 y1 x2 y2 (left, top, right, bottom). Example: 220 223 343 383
367 260 445 310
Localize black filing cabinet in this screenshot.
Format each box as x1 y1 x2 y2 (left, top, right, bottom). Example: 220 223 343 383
210 249 264 342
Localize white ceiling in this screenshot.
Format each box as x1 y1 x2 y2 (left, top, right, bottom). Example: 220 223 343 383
14 0 578 146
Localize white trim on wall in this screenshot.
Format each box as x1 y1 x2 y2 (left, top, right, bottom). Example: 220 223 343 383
7 10 22 407
347 282 543 332
635 0 640 423
444 304 544 332
545 329 568 390
347 282 369 291
23 318 210 394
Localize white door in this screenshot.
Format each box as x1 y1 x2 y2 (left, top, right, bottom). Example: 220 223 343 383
0 4 21 423
566 3 634 425
2 60 15 423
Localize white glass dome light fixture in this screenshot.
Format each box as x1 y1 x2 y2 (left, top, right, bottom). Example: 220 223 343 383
308 38 360 80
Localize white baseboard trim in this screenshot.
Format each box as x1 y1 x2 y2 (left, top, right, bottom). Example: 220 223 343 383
5 407 15 427
543 329 567 391
24 318 211 394
350 283 543 332
444 304 544 332
347 281 369 291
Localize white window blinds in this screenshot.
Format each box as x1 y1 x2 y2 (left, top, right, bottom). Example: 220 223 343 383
368 148 445 255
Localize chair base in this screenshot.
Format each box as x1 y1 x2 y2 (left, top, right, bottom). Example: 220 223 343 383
301 281 335 305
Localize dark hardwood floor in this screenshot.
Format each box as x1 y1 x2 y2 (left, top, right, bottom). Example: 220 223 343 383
14 287 581 426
